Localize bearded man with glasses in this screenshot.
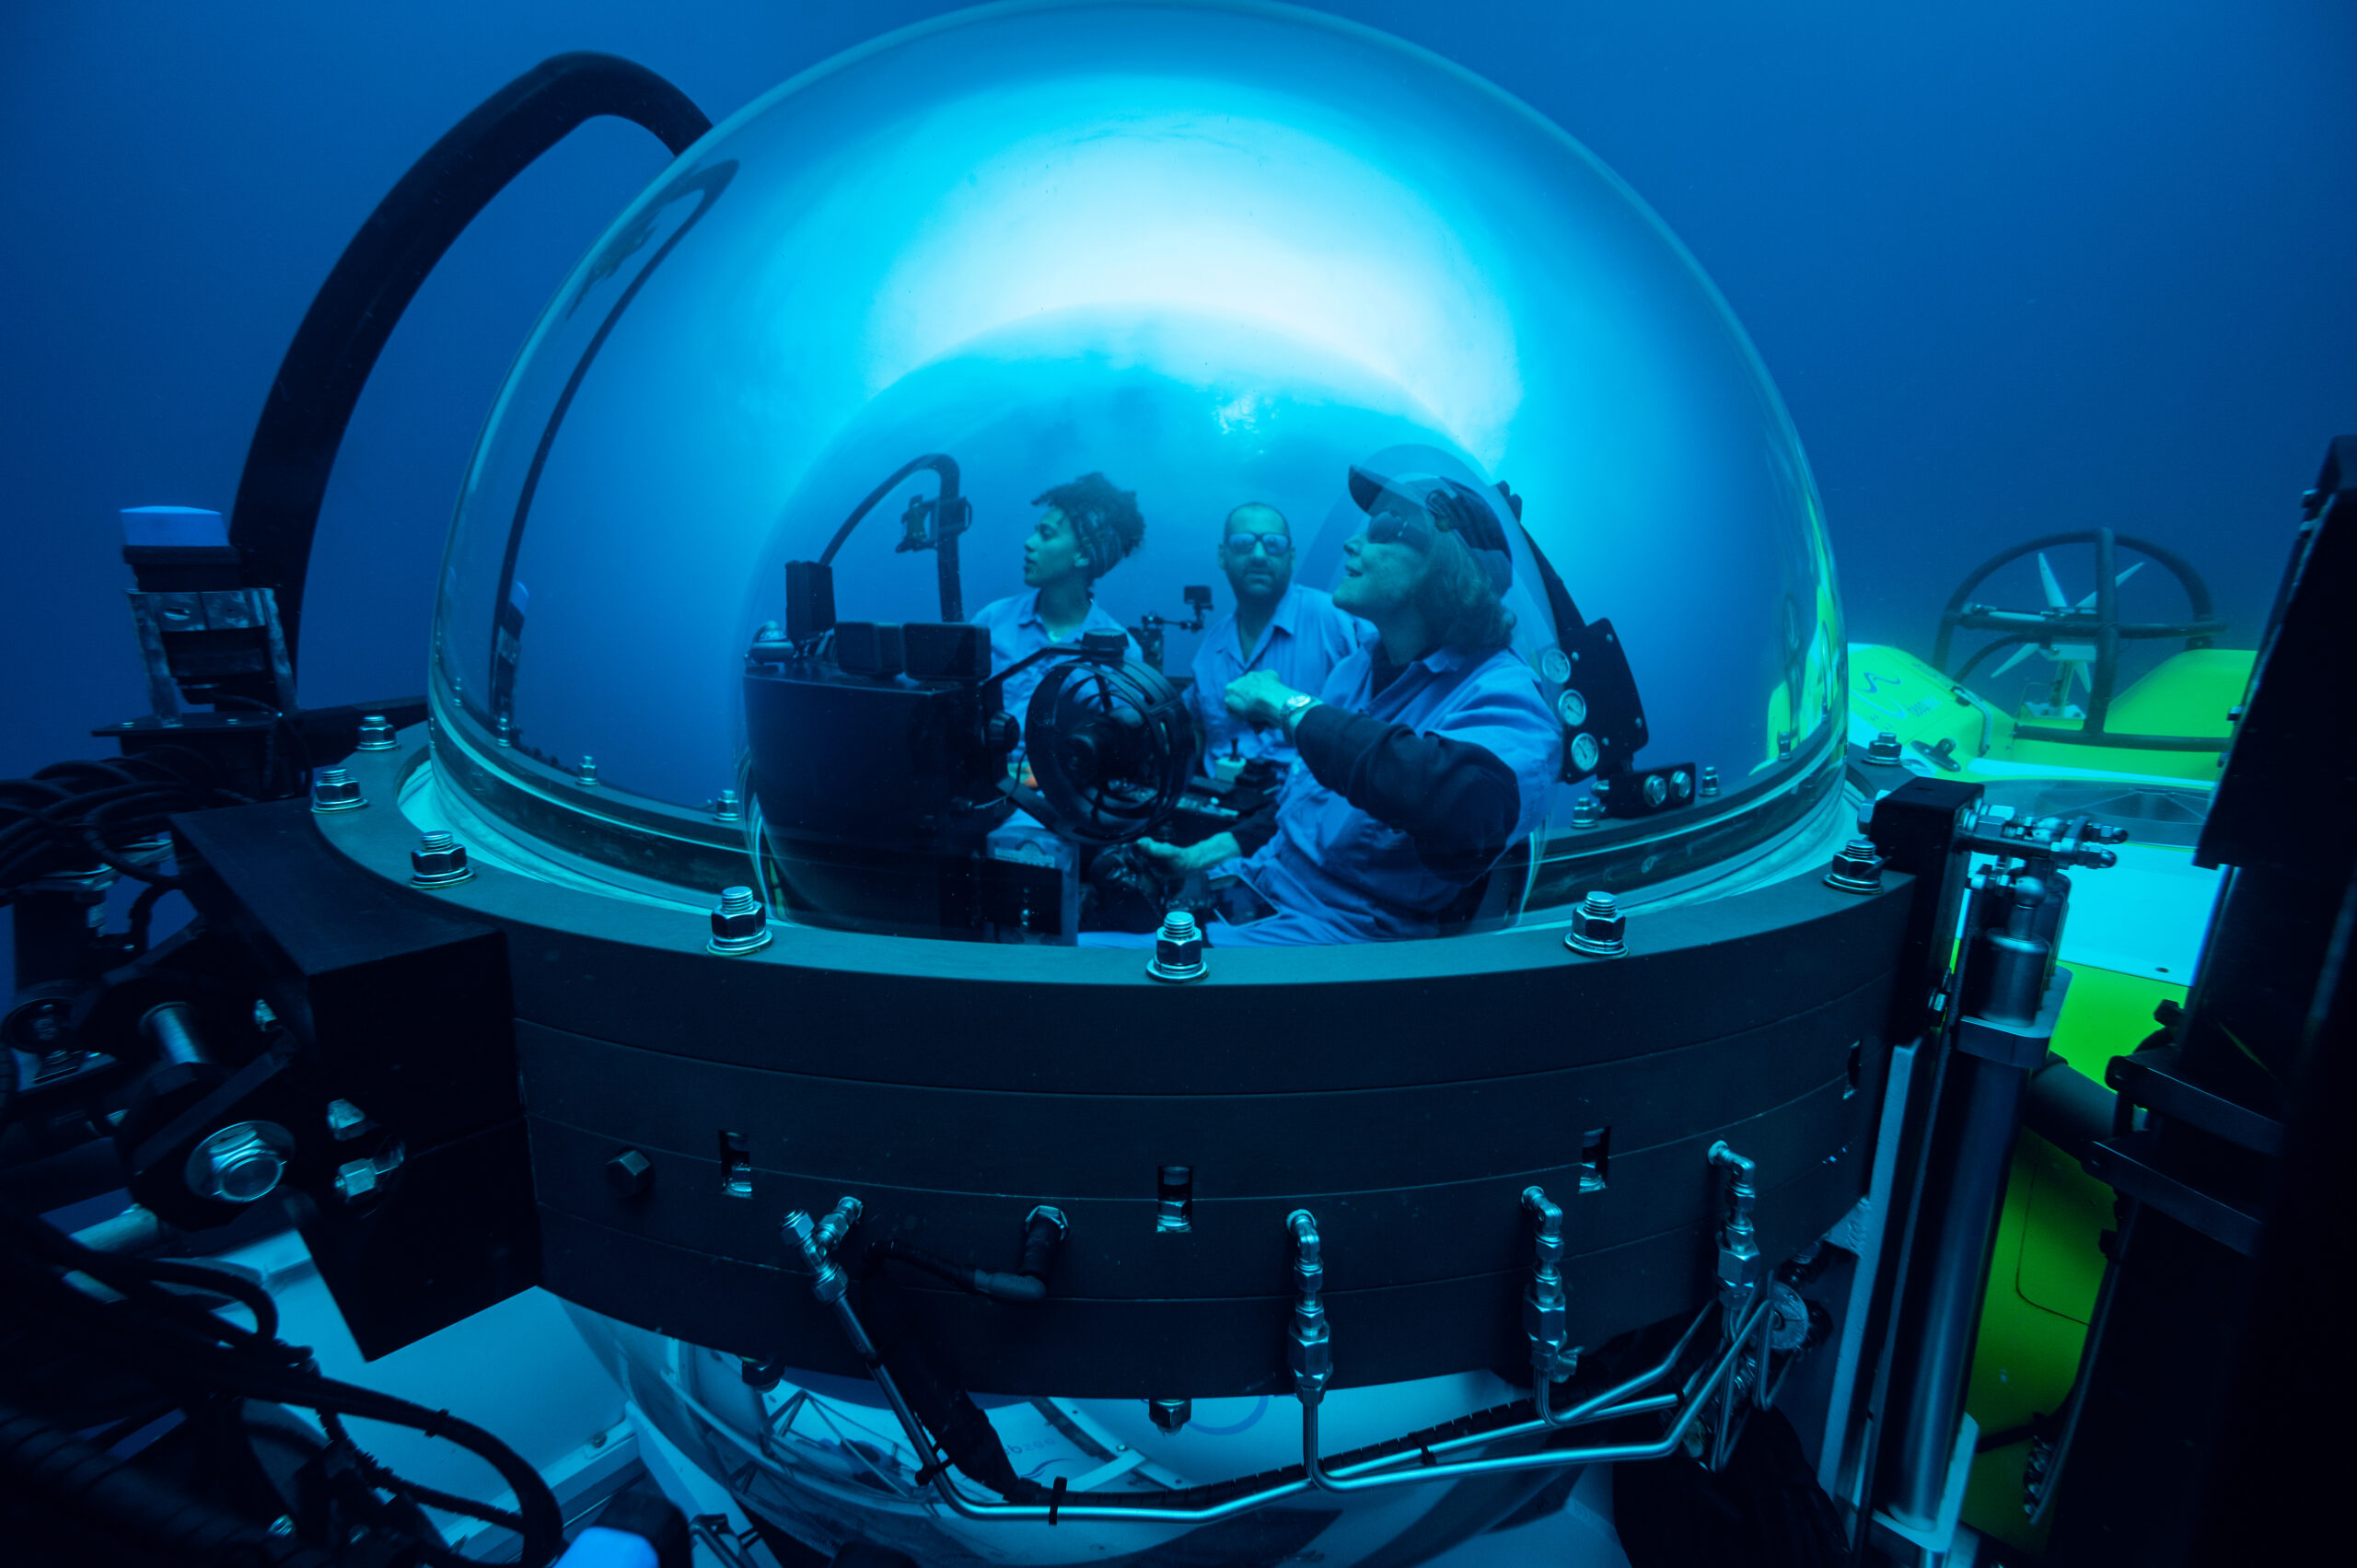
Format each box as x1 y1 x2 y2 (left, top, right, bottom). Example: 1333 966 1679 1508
1182 501 1371 776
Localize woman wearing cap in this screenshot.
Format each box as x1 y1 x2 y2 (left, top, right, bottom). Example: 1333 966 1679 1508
1136 465 1561 944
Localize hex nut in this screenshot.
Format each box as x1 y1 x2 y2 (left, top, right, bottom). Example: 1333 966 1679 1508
410 831 472 888
1565 891 1627 957
607 1148 656 1200
354 714 397 751
709 887 772 955
309 768 365 813
1146 910 1207 982
1824 837 1885 894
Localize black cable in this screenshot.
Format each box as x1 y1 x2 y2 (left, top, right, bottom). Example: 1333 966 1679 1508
229 52 711 669
126 879 172 956
321 1410 527 1535
0 1225 563 1566
0 1398 338 1568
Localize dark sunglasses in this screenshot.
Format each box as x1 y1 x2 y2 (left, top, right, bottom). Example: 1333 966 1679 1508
1225 532 1294 557
1363 508 1434 550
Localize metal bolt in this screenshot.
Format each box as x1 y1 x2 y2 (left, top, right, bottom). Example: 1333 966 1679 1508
1700 765 1721 798
354 714 397 751
186 1121 292 1204
709 886 772 955
606 1147 656 1199
1866 729 1904 766
575 755 598 786
494 709 516 748
1570 794 1602 830
1565 890 1627 957
410 830 473 888
1146 909 1208 982
1149 1398 1192 1435
326 1098 371 1141
1669 768 1693 802
1643 772 1668 807
309 767 365 813
1825 837 1885 894
713 788 743 822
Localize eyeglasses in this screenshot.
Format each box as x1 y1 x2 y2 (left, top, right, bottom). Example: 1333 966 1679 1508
1225 532 1294 557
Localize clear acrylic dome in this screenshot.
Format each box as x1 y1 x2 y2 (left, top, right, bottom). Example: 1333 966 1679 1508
428 0 1844 923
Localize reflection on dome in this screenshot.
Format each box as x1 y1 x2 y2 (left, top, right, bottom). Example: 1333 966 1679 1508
428 0 1844 930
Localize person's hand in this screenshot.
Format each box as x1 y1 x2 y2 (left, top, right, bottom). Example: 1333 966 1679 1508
1225 670 1305 728
1136 832 1241 877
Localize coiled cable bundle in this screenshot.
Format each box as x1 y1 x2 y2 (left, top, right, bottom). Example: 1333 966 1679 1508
0 749 245 899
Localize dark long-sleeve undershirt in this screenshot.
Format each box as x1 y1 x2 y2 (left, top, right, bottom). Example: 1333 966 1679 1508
1226 692 1522 880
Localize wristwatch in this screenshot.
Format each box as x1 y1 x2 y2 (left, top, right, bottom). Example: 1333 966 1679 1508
1280 693 1319 736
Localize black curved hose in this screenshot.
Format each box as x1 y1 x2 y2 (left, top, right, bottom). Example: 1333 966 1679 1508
228 52 711 668
2 1207 564 1566
0 1399 338 1568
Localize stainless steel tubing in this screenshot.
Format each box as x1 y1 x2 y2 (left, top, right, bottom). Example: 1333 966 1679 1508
1302 1295 1774 1495
1885 1048 2031 1527
785 1197 1767 1527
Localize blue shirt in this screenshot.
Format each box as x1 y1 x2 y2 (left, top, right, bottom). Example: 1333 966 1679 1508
1186 585 1371 772
1225 642 1561 946
970 589 1144 734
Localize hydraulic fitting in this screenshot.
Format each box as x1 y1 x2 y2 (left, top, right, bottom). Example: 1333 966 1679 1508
1146 909 1208 982
1149 1398 1192 1435
332 1141 403 1203
1643 772 1668 807
1824 837 1884 894
1669 768 1693 803
784 1206 852 1305
575 755 599 786
1521 1186 1570 1384
708 886 773 955
325 1099 372 1141
1286 1209 1332 1403
813 1194 864 1257
1020 1205 1070 1281
308 766 365 813
409 830 472 888
1866 729 1904 766
354 713 397 751
712 788 743 822
1565 890 1626 957
1708 1141 1762 1314
1569 794 1602 830
1700 765 1721 798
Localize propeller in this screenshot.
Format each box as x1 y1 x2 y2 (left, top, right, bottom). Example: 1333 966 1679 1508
1988 552 2146 689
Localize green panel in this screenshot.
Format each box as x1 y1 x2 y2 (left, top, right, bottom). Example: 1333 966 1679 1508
1957 965 2187 1556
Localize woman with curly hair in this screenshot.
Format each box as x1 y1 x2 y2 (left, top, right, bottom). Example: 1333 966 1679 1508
1138 462 1560 944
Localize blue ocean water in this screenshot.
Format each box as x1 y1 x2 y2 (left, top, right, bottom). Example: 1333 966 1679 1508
3 0 2353 981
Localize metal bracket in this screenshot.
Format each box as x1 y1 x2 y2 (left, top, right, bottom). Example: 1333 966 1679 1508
1956 966 2073 1070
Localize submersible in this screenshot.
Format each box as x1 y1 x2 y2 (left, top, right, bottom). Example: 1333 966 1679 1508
4 6 2341 1567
